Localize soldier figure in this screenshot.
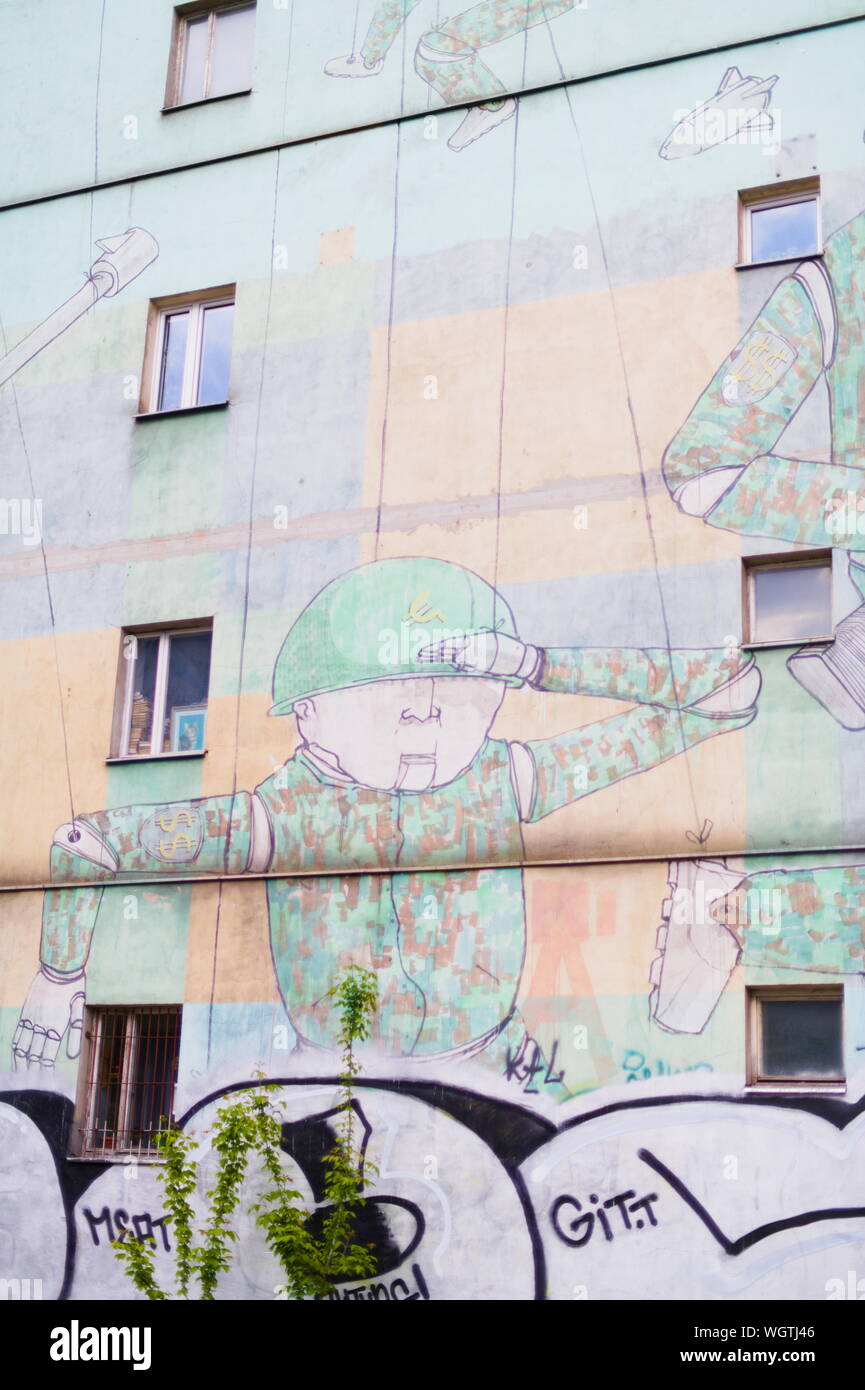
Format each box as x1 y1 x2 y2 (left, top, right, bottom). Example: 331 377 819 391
13 557 760 1086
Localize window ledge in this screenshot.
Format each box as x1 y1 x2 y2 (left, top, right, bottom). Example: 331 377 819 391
735 251 823 271
745 1082 846 1095
135 401 229 422
742 636 833 651
162 89 252 114
106 751 207 765
68 1155 166 1165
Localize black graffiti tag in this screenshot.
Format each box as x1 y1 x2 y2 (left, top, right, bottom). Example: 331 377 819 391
83 1205 171 1252
551 1189 660 1246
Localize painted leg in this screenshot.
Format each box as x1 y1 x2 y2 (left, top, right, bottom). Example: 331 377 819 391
415 0 573 148
727 865 865 974
324 0 424 77
648 860 744 1035
650 860 865 1036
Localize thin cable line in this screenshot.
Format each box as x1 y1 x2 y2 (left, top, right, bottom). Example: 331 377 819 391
280 0 296 139
211 147 282 1057
543 18 705 835
491 35 527 633
0 315 77 826
89 0 108 254
228 147 283 811
206 879 223 1067
351 0 361 56
373 20 409 559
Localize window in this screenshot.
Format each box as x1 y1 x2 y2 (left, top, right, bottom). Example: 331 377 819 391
143 289 235 414
79 1007 182 1156
167 2 256 108
744 554 832 644
747 987 844 1089
115 624 212 758
739 179 821 265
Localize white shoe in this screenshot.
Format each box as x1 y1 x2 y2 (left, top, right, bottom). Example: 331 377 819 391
649 860 743 1035
689 657 761 717
324 53 384 78
447 98 516 151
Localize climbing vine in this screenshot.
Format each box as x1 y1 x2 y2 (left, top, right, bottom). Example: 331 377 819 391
113 966 379 1300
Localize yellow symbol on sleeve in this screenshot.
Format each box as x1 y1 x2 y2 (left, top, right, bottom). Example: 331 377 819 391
155 808 196 834
157 832 197 860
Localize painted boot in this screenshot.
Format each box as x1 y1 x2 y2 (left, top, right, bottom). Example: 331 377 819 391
448 97 517 151
649 859 744 1035
324 54 384 78
787 600 865 730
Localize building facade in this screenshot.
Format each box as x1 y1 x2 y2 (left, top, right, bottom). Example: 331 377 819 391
2 0 865 1301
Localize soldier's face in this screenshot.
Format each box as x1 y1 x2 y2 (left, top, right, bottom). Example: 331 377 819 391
294 676 505 790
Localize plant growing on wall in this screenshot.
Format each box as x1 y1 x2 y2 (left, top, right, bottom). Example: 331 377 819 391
113 965 379 1300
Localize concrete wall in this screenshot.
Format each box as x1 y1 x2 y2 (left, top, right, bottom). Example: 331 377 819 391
2 8 865 1300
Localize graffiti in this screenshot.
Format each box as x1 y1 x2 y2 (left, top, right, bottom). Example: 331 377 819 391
323 0 576 151
5 1078 865 1300
13 556 761 1081
505 1034 566 1093
659 66 779 159
83 1206 171 1252
638 1148 865 1257
622 1050 713 1082
313 1263 430 1300
551 1189 661 1246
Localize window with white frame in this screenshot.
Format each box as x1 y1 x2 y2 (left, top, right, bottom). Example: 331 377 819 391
739 179 821 265
144 291 235 413
167 2 256 108
79 1006 182 1156
747 986 843 1088
116 625 212 758
745 554 832 644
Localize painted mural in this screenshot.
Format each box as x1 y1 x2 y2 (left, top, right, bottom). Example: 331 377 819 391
665 209 865 730
324 0 577 151
13 554 763 1078
2 3 865 1303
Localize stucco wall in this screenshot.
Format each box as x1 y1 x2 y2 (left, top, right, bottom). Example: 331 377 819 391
2 10 865 1300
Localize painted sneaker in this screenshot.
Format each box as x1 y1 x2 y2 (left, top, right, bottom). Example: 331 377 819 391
447 97 517 151
323 53 384 78
787 601 865 730
688 655 761 718
649 859 743 1035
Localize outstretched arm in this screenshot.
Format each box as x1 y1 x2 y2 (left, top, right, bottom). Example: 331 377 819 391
13 791 273 1071
419 631 759 822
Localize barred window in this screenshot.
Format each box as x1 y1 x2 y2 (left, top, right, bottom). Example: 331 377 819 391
81 1007 182 1156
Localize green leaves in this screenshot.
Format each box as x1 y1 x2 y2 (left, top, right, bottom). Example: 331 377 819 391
111 967 380 1301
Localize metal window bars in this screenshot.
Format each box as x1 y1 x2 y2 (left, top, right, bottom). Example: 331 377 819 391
82 1007 182 1156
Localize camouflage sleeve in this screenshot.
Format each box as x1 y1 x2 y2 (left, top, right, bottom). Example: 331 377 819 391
39 845 111 975
39 792 260 974
532 646 745 709
524 702 754 823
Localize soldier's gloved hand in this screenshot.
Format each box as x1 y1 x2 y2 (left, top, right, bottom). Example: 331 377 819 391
12 967 86 1072
417 629 541 682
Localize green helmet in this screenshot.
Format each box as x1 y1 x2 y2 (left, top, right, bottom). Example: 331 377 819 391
270 557 521 714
